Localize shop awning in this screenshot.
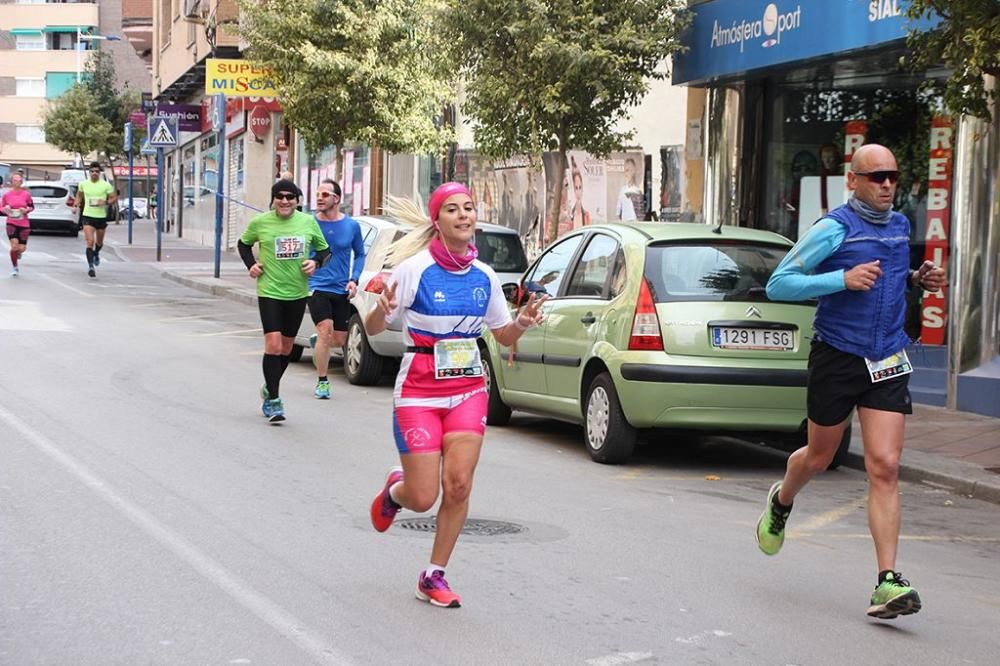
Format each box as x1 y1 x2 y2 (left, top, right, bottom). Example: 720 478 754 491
43 25 92 33
9 28 43 35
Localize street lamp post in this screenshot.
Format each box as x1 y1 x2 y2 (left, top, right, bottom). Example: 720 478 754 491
76 27 121 84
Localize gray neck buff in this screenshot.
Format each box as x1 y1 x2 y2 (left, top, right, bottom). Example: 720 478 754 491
847 194 893 224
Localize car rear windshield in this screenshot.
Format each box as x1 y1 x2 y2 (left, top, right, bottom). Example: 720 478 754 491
644 241 790 303
28 185 69 199
475 230 528 273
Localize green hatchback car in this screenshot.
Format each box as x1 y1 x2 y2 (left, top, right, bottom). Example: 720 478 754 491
481 222 852 466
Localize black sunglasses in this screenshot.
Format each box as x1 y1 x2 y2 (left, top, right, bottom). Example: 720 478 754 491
274 192 298 201
854 170 899 184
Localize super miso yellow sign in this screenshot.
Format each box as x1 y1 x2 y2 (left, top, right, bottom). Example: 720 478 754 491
205 59 277 96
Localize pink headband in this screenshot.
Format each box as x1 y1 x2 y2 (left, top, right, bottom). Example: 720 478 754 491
428 182 473 223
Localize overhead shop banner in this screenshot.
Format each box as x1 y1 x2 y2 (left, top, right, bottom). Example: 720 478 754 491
205 59 278 97
673 0 940 85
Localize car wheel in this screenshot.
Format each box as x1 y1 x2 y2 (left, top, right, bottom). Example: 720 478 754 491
287 344 304 363
344 314 384 385
482 346 511 426
584 372 636 464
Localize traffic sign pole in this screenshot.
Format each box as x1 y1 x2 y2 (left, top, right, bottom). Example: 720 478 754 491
213 93 226 279
124 121 134 244
156 148 164 262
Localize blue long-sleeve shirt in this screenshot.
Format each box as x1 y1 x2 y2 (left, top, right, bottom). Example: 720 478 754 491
309 215 366 293
766 219 847 301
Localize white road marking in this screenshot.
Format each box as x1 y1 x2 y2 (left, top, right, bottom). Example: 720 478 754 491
675 629 733 645
198 327 263 337
789 495 868 536
585 652 655 666
0 404 350 666
41 274 94 298
0 299 72 331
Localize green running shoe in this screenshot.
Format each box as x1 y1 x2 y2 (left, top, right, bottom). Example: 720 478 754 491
314 379 330 399
867 572 921 619
756 481 791 556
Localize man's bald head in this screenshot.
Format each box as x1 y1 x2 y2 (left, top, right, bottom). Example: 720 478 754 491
850 144 896 173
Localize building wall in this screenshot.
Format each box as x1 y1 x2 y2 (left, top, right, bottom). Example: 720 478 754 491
100 0 152 93
152 0 239 97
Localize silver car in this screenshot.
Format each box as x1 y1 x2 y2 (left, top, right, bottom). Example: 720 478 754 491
23 181 79 236
292 219 530 386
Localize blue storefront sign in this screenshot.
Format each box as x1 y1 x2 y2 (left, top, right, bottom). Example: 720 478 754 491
673 0 940 85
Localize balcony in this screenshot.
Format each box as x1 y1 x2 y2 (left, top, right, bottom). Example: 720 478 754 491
0 2 99 31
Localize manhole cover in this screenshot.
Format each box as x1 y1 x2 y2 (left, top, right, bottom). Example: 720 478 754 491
397 517 526 537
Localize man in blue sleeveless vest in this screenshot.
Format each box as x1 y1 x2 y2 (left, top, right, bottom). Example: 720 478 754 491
756 144 946 620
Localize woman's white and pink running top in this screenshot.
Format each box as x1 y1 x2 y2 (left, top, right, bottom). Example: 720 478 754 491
385 249 511 403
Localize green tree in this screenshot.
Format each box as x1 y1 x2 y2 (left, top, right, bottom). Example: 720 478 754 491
441 0 688 243
906 0 1000 122
84 50 143 164
41 84 112 164
239 0 454 176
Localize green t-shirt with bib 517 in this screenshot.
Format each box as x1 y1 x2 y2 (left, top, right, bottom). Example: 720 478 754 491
240 210 329 300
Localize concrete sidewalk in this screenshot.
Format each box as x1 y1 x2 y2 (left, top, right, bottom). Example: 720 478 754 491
109 220 1000 505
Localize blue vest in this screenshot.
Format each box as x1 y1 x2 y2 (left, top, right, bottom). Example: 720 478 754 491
813 204 911 360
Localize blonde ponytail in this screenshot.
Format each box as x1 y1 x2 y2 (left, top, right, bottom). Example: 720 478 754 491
382 195 437 267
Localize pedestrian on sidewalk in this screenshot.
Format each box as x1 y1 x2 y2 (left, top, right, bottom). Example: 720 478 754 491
73 162 116 278
237 179 330 423
366 183 546 608
307 179 366 399
757 143 946 620
1 173 34 277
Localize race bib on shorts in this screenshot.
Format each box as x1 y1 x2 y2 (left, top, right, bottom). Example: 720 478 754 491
865 350 913 383
434 339 483 380
274 235 306 260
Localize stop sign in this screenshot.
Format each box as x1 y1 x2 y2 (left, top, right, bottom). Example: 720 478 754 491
249 105 272 140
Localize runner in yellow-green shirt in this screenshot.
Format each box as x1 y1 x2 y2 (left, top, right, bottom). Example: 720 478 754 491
238 179 330 423
73 162 116 278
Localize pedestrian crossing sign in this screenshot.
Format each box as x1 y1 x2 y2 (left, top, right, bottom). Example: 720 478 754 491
147 116 178 147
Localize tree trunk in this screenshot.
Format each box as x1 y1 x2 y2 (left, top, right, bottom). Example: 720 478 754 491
543 148 568 249
335 146 344 183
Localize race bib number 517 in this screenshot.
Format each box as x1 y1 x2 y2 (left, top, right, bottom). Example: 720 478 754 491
275 235 305 260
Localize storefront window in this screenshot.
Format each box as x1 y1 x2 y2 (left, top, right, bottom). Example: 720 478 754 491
759 64 953 345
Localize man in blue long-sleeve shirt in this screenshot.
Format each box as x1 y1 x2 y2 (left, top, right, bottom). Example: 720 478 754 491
757 144 945 620
308 179 366 399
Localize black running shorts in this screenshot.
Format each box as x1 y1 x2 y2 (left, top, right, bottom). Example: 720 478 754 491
308 290 352 330
82 215 108 230
807 340 913 426
6 223 29 243
258 296 308 337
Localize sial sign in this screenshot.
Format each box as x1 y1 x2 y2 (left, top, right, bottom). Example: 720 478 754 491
249 105 272 140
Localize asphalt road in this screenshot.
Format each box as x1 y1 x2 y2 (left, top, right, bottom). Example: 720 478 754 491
3 233 1000 665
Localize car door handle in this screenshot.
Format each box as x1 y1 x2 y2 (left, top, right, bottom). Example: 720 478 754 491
580 313 596 325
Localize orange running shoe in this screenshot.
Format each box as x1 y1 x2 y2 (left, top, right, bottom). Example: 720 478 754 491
415 570 461 608
370 467 403 532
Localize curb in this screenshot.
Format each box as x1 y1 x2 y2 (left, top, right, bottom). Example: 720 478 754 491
161 270 258 307
843 442 1000 505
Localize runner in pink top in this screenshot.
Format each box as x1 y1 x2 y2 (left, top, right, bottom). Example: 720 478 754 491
365 183 546 608
1 173 34 277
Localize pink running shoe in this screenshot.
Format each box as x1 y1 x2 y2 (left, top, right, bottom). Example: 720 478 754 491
370 467 403 532
416 570 461 608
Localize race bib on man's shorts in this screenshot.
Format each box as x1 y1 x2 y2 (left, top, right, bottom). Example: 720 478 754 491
274 235 306 260
865 350 913 383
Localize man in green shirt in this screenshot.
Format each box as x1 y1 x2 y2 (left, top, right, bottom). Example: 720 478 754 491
73 162 116 278
238 179 330 423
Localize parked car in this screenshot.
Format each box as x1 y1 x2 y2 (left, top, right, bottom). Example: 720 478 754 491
23 181 78 236
290 215 404 363
480 222 850 468
291 219 531 385
118 197 149 219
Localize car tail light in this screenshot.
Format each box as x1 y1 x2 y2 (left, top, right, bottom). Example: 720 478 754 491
628 278 663 351
364 270 393 294
66 196 74 207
